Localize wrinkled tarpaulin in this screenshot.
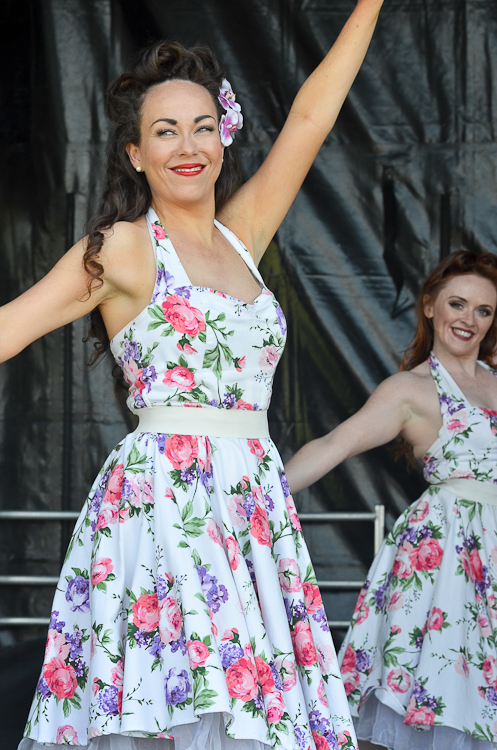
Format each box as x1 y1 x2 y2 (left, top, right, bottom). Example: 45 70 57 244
1 0 497 662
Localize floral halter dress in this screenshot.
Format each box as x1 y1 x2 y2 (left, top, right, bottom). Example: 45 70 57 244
20 208 357 750
339 352 497 750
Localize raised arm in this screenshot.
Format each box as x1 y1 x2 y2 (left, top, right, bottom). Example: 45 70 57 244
284 372 421 495
219 0 383 262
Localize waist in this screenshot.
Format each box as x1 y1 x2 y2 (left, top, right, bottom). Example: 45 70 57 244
132 405 270 439
435 478 497 505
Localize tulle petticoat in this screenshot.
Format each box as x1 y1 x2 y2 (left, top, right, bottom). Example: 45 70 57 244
355 694 497 750
18 712 271 750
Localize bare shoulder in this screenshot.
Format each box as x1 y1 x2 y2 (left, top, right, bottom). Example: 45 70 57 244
367 365 437 413
98 216 149 258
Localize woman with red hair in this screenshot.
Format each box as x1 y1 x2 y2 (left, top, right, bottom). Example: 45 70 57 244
285 250 497 749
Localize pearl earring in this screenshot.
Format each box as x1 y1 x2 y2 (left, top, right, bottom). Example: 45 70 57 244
136 166 143 173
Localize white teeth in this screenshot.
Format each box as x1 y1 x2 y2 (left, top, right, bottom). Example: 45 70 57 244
174 166 203 173
453 328 472 338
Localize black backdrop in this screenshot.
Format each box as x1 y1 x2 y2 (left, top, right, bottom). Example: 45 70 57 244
2 0 497 743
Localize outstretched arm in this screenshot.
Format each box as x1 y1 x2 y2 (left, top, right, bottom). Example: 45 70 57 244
284 373 414 495
219 0 384 262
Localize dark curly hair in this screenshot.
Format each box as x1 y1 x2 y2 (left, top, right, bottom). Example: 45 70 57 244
83 41 241 367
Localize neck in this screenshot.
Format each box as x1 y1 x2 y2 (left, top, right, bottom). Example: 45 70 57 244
432 341 481 378
151 193 218 247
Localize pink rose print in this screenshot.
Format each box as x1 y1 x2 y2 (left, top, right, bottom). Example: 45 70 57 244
488 593 497 620
255 656 275 696
132 593 160 632
276 657 297 692
119 506 130 523
164 434 199 470
226 657 258 701
341 646 356 674
410 499 429 522
56 725 79 745
88 728 102 739
159 596 183 645
427 607 444 631
387 592 405 612
482 408 497 435
285 493 302 531
392 542 414 579
483 656 497 686
479 615 492 638
470 548 484 581
259 344 279 372
103 464 124 505
410 537 443 571
236 399 252 410
235 356 246 372
390 625 401 634
446 410 468 432
163 365 196 391
123 360 146 394
92 677 100 696
44 659 78 700
187 639 209 668
337 731 352 747
312 731 331 750
226 535 241 570
342 669 360 696
277 558 302 592
91 557 114 585
111 658 124 688
291 620 317 666
177 341 198 355
266 689 285 724
228 495 248 531
207 518 224 547
250 505 271 547
386 667 411 693
90 630 97 659
405 697 435 726
152 223 166 240
96 504 119 530
455 653 469 678
317 679 329 707
197 437 212 475
45 630 70 662
303 581 323 614
162 294 206 337
248 439 265 460
459 546 473 581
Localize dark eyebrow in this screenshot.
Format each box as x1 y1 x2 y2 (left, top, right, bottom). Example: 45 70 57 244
150 115 215 128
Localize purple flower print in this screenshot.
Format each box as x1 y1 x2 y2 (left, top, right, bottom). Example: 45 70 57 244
141 365 157 392
134 394 147 409
65 629 83 660
278 469 291 498
219 642 244 669
415 635 424 649
487 687 497 706
152 269 175 302
156 575 169 601
207 583 229 613
312 608 329 632
74 660 85 678
284 597 293 624
275 303 287 335
246 559 257 589
164 668 191 705
264 493 274 512
270 661 283 691
208 399 220 408
308 709 332 740
98 685 120 715
374 574 392 611
122 338 140 362
180 467 196 485
243 494 255 519
133 629 149 647
293 600 309 623
150 634 166 659
65 576 90 613
174 286 191 299
418 525 434 539
294 727 309 750
398 527 416 545
355 649 370 672
412 680 428 702
170 629 188 655
49 610 65 633
198 462 213 492
439 394 465 416
254 693 264 710
425 695 439 710
223 392 237 409
423 456 437 479
36 676 51 699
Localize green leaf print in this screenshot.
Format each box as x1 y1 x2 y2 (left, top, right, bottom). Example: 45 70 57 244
183 518 206 537
126 445 147 473
181 500 193 522
194 688 218 710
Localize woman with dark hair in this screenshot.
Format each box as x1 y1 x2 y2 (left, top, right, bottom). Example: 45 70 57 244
285 250 497 749
4 2 383 749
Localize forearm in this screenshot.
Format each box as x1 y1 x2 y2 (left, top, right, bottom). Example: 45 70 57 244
284 432 349 495
290 0 383 132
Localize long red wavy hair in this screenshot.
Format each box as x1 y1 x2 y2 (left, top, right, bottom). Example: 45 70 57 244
401 250 497 372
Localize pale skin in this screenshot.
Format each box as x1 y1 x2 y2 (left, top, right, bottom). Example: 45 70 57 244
0 0 383 362
284 274 497 503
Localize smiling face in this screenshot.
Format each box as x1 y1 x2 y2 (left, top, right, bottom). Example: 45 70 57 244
424 273 497 358
126 79 224 207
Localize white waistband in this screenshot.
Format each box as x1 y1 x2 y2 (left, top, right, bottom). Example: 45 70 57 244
436 478 497 506
133 405 270 439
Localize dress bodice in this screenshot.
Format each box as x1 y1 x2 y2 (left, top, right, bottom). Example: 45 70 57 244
110 207 287 414
422 352 497 484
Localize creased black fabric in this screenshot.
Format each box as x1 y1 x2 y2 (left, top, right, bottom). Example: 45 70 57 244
1 2 496 667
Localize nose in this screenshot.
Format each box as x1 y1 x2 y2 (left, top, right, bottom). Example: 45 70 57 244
177 132 198 156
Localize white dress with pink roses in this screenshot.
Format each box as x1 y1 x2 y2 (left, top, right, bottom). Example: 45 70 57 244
19 208 357 750
339 353 497 750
